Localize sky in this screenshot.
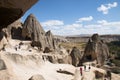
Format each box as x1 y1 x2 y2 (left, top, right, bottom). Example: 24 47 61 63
22 0 120 35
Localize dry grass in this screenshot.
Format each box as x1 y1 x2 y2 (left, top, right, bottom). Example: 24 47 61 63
59 42 87 50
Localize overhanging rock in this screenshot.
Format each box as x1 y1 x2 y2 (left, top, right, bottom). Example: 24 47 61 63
0 0 38 30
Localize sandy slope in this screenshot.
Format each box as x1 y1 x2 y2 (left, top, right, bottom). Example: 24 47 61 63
14 62 75 80
0 51 75 80
0 39 75 80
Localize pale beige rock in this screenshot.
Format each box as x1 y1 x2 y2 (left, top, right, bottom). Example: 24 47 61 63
0 31 8 50
0 59 6 70
83 34 109 66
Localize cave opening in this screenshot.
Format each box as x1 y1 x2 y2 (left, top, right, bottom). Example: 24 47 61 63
86 55 92 60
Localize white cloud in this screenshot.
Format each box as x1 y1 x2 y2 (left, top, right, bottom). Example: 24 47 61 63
97 20 108 24
76 16 93 23
84 24 102 29
41 20 64 27
108 2 118 8
97 2 118 14
103 21 120 27
97 5 109 14
41 19 120 35
69 20 120 35
65 24 82 29
97 20 120 26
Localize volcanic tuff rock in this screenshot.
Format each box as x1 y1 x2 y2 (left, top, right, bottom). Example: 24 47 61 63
57 47 72 64
83 34 109 66
0 30 8 50
22 14 47 49
70 47 82 66
45 30 57 50
0 19 23 51
0 0 38 30
7 19 22 39
0 0 38 51
22 14 58 50
0 59 6 70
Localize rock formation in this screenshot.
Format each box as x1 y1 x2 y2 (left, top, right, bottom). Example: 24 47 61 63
22 14 58 51
0 30 8 50
45 30 56 50
70 47 82 66
43 47 52 53
0 59 6 70
7 19 22 39
22 14 47 50
0 0 38 51
83 34 109 66
58 55 72 64
0 0 38 30
56 47 72 64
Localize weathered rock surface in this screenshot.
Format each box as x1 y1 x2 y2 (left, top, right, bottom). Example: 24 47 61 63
7 19 22 39
70 47 82 66
56 46 71 64
45 30 56 50
22 14 58 51
43 47 52 53
94 70 104 79
29 74 45 80
83 34 109 66
0 30 8 50
58 55 72 64
0 0 38 30
0 59 6 70
22 14 47 49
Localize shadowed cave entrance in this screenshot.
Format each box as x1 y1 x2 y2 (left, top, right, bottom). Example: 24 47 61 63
86 55 92 60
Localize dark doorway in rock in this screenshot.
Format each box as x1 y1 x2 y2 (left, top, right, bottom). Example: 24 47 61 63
25 36 31 40
86 55 92 60
11 27 22 39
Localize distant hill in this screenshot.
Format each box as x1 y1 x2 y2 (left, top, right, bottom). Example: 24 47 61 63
66 34 120 43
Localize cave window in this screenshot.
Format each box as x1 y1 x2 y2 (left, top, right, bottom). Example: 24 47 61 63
25 36 31 40
86 55 92 60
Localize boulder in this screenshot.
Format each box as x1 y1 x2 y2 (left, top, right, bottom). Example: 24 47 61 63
83 34 109 66
70 47 82 66
0 0 38 30
29 74 45 80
